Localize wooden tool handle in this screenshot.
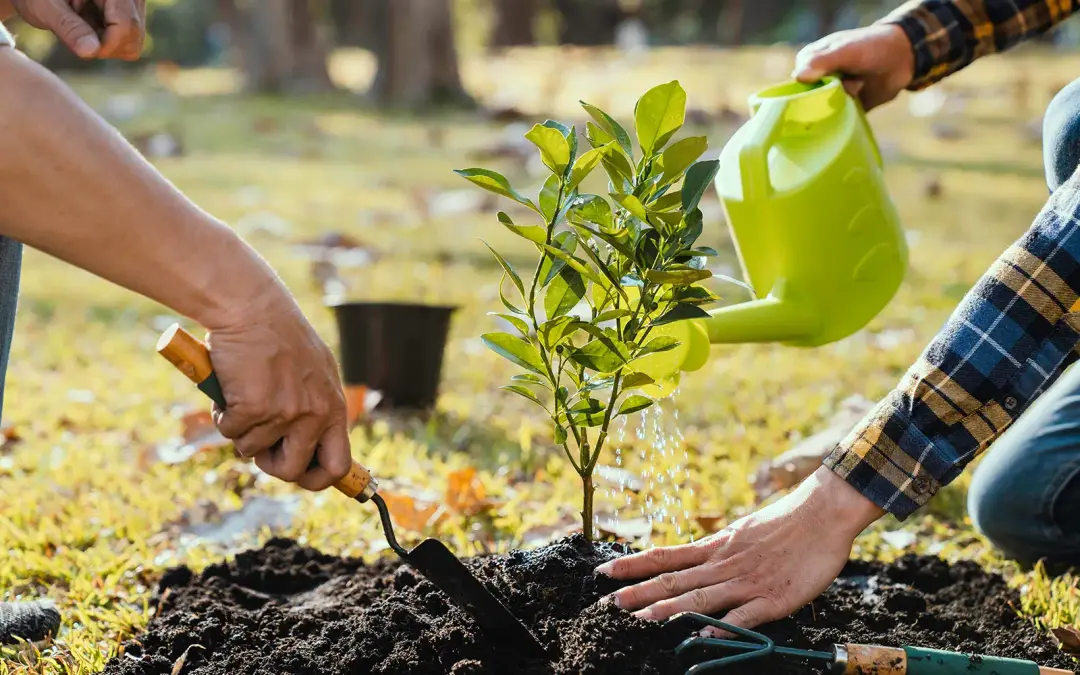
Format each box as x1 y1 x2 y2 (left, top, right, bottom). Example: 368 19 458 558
835 644 1075 675
156 323 376 501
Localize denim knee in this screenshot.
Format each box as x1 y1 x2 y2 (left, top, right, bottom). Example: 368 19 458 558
1044 78 1080 192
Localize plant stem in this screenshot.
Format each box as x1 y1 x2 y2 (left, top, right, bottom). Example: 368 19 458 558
581 472 595 541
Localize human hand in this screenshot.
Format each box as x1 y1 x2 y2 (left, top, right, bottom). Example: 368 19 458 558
595 467 884 632
11 0 146 60
792 24 915 111
205 289 353 492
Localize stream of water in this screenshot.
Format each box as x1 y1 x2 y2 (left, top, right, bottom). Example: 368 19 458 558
602 392 694 543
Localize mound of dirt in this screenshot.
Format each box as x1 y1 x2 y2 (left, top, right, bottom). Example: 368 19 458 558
101 536 1074 675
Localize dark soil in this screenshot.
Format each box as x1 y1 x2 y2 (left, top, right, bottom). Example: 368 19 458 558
102 535 1074 675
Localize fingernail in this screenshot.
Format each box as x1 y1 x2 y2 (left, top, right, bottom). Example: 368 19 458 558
595 561 614 576
75 36 99 58
598 594 620 608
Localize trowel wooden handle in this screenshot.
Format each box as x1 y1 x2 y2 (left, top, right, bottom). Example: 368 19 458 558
156 323 377 501
834 644 1073 675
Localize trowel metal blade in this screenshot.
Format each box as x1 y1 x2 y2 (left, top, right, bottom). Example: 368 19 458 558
407 538 549 660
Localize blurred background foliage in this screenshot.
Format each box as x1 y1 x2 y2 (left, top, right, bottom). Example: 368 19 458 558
9 0 1078 107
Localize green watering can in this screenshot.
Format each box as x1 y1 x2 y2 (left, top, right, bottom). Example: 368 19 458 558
635 76 908 393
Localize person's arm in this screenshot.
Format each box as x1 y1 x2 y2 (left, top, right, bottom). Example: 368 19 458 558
0 46 353 490
882 0 1080 90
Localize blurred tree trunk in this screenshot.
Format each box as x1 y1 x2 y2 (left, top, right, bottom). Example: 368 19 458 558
552 0 622 45
367 0 474 110
219 0 335 94
813 0 845 38
491 0 536 48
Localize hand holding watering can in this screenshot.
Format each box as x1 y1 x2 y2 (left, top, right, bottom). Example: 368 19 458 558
635 75 908 389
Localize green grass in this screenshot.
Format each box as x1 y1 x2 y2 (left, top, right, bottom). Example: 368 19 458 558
3 44 1080 672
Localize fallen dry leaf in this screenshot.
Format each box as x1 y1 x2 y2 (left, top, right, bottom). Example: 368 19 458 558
520 512 580 548
694 513 726 534
171 643 205 675
176 495 299 544
446 468 495 516
1053 626 1080 655
595 511 652 541
344 385 383 426
380 490 448 532
752 395 874 503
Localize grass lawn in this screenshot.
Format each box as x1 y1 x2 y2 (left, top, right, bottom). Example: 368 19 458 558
3 44 1080 672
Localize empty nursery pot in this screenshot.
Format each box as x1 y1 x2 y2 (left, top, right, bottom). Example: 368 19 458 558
329 302 457 411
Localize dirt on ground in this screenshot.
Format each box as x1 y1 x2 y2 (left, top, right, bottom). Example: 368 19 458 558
101 535 1075 675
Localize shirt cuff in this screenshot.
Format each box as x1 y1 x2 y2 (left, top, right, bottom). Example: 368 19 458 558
878 0 965 91
823 393 946 520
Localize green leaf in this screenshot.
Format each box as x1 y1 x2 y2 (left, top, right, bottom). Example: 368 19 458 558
575 238 630 303
617 395 654 416
622 372 656 389
571 339 627 373
600 145 635 182
499 275 527 316
660 136 708 185
568 194 614 231
651 191 683 212
612 193 649 221
554 424 568 444
675 285 721 305
501 384 546 408
595 308 632 323
652 303 711 326
645 268 712 286
634 81 687 156
581 101 633 157
512 373 549 388
681 159 721 213
637 336 679 357
497 212 546 245
585 121 615 149
542 243 606 287
567 147 604 191
481 332 547 374
545 266 586 319
539 231 577 287
539 174 562 221
542 119 573 138
489 312 530 335
526 123 571 176
578 223 634 258
581 375 616 392
455 169 537 212
483 241 524 296
538 315 580 348
569 398 608 427
690 246 719 256
648 210 683 233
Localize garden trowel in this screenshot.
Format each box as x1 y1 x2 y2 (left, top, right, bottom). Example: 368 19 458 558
156 324 549 659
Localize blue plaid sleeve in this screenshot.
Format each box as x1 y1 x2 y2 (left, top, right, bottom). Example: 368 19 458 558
881 0 1080 90
826 172 1080 519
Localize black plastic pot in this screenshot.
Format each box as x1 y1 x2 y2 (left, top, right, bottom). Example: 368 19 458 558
329 301 457 411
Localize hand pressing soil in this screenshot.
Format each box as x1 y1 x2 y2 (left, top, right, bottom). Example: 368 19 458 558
101 536 1075 675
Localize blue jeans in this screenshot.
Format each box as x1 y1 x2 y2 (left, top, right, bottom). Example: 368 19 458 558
966 78 1080 566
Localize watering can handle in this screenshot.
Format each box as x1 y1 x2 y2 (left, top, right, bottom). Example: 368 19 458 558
739 97 789 202
155 323 378 502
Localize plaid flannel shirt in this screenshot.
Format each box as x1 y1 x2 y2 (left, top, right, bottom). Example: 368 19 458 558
881 0 1080 89
825 0 1080 518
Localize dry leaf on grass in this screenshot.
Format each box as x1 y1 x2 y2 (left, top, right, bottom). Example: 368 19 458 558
173 496 299 544
445 468 496 516
695 513 726 534
520 512 580 548
380 490 449 532
1052 626 1080 655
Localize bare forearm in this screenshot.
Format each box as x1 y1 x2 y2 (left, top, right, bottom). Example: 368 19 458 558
0 48 286 329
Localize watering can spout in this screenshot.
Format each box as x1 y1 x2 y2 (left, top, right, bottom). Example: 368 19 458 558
700 280 819 345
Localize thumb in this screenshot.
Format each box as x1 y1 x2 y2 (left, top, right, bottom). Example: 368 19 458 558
792 41 851 83
40 0 101 59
